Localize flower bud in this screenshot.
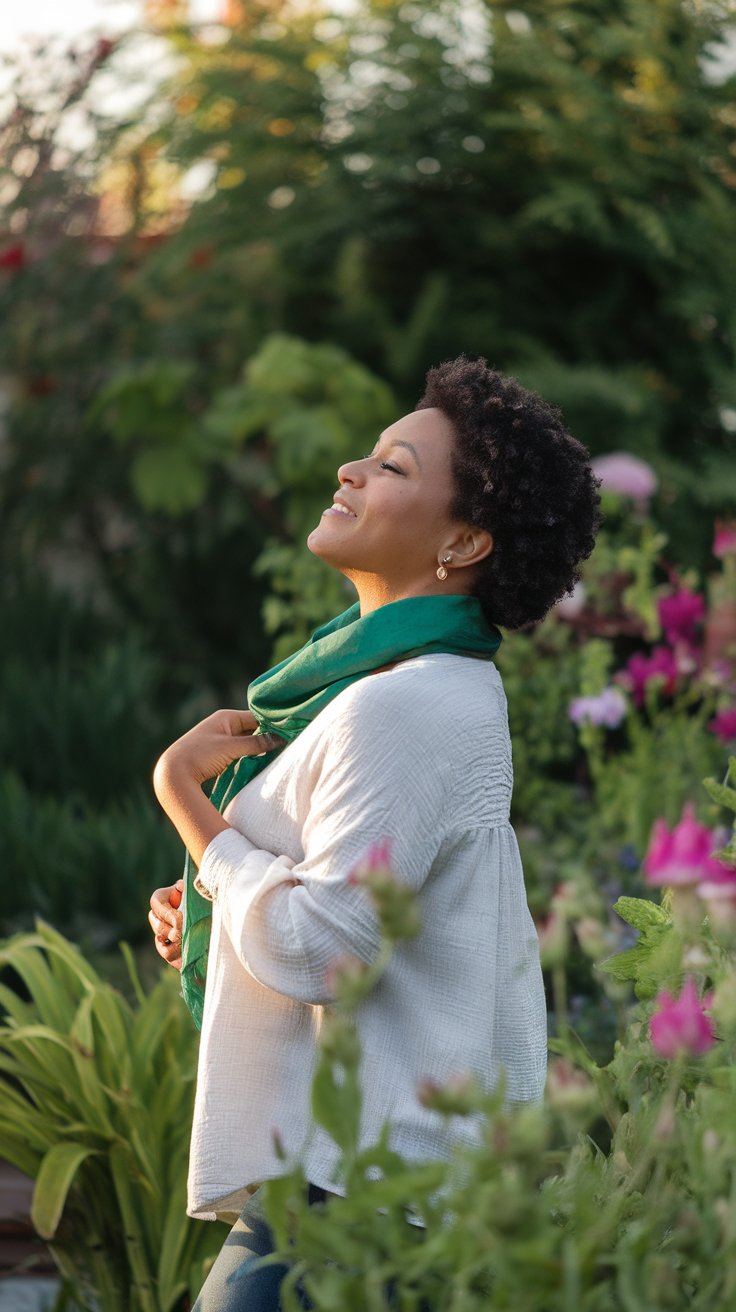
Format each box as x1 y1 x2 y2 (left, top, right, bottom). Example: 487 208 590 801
417 1072 483 1116
545 1058 599 1125
319 1013 360 1066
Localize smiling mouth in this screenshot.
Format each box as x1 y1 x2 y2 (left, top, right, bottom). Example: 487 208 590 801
323 503 357 518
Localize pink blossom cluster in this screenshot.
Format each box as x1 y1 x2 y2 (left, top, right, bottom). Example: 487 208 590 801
650 976 714 1059
568 686 627 728
713 521 736 559
591 452 658 502
616 646 679 706
708 708 736 743
658 588 704 649
613 586 706 706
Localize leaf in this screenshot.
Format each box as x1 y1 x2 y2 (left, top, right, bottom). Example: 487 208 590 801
119 941 147 1007
703 776 736 813
31 1142 96 1239
157 1176 190 1312
131 446 208 515
613 897 669 933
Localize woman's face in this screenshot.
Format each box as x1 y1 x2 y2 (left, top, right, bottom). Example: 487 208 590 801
307 407 491 606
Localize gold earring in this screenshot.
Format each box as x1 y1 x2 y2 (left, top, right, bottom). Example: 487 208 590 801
436 553 452 581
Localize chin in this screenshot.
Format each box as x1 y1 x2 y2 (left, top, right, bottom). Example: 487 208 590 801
307 524 359 573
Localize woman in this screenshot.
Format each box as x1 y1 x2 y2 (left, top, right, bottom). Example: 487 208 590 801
149 355 601 1310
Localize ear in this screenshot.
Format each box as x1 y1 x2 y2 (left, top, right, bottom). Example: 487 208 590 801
443 525 493 571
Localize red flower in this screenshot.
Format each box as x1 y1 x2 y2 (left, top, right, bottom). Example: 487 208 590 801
0 244 25 270
190 245 213 269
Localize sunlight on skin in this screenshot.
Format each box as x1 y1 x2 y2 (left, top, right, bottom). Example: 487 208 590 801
149 407 493 962
308 407 492 615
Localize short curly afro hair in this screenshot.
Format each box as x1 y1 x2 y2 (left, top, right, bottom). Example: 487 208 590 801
416 356 602 630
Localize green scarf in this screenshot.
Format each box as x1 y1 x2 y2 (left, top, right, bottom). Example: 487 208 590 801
180 594 501 1028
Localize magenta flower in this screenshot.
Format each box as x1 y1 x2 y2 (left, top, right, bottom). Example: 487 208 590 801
569 686 627 728
650 977 715 1059
708 708 736 743
658 589 704 648
348 838 393 883
643 803 729 887
591 452 658 501
713 521 736 558
617 646 678 706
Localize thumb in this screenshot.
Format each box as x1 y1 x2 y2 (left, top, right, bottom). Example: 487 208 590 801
232 732 286 759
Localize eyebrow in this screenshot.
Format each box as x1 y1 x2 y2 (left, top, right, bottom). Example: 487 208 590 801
388 439 422 470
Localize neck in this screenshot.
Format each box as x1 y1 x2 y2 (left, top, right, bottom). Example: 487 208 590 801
344 571 472 617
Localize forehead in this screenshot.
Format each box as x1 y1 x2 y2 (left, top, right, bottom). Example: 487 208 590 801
379 407 455 457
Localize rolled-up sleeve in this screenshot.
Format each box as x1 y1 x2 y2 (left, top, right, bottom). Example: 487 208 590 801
196 683 447 1005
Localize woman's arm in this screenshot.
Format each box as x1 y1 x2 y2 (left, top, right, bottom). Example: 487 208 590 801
149 708 284 965
153 707 284 864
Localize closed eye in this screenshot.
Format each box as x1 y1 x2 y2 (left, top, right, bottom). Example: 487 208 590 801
380 461 404 474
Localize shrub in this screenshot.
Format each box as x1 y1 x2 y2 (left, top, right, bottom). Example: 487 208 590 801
0 923 228 1310
261 833 736 1310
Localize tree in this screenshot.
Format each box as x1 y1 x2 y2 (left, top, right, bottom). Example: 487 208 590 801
144 0 736 564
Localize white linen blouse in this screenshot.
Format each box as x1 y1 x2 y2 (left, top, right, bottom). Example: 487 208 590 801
188 652 547 1220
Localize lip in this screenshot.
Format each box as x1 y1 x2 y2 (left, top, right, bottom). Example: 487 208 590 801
322 492 358 519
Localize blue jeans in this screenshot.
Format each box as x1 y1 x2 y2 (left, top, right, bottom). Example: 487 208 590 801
193 1184 326 1312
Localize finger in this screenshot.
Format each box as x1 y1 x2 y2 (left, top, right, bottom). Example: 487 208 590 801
150 892 182 925
217 708 258 737
150 885 177 912
149 910 171 938
154 936 182 969
232 732 286 758
149 906 181 939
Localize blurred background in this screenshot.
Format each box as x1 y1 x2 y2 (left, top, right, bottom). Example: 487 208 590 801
3 0 736 994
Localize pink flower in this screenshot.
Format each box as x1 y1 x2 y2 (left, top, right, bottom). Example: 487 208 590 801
556 581 586 619
364 839 393 870
713 520 736 558
658 589 704 648
569 686 627 728
347 839 393 884
708 708 736 743
591 452 658 501
643 803 730 887
650 977 715 1058
617 647 678 706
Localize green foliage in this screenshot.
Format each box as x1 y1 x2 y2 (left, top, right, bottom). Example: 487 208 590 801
0 586 182 938
599 896 681 1000
136 0 736 562
259 840 736 1311
0 923 228 1311
202 332 396 654
594 697 723 854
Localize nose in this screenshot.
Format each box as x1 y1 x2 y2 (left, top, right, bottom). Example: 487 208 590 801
337 457 368 486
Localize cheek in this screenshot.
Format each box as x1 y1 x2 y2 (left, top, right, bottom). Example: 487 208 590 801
370 484 449 539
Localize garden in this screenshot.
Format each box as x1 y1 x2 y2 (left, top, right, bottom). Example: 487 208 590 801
4 0 736 1305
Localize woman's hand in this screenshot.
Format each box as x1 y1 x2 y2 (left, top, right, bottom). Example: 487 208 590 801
154 709 284 791
152 710 286 871
149 879 184 969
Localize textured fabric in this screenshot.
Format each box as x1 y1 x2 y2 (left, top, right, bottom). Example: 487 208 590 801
192 1185 327 1312
188 653 547 1221
181 596 501 1028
